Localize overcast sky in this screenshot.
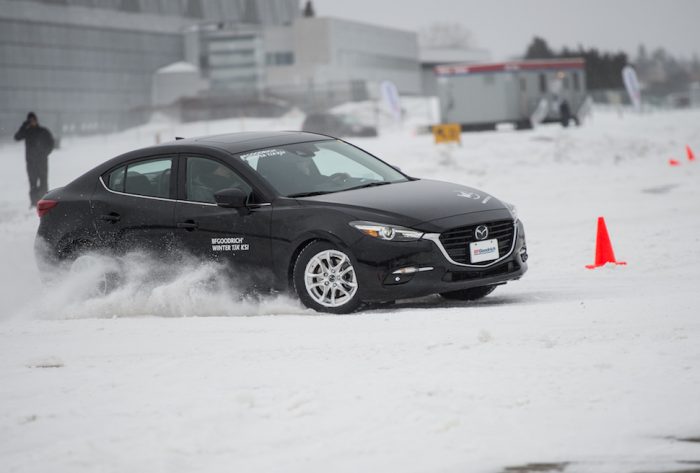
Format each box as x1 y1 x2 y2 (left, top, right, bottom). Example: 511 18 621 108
310 0 700 60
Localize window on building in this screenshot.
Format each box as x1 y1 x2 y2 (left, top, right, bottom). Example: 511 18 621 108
562 75 569 89
538 73 547 93
266 51 295 66
281 52 294 65
121 0 140 12
185 0 203 18
573 72 580 91
519 77 527 92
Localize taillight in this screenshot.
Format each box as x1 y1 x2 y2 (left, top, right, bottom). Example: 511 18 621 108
37 199 58 217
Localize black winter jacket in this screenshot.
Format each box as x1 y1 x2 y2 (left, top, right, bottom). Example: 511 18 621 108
14 123 54 162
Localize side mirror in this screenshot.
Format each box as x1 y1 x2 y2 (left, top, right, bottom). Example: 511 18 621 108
214 188 248 208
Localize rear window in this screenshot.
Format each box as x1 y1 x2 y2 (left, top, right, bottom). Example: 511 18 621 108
105 157 173 199
107 165 126 192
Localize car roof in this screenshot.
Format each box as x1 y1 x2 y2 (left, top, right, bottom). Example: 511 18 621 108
170 131 333 155
74 130 337 188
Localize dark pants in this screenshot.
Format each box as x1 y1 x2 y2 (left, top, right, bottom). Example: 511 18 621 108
27 157 48 207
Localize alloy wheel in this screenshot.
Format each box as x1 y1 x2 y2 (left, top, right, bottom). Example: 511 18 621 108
303 249 358 308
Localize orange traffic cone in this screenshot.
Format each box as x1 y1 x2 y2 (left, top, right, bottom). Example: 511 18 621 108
687 145 696 162
669 158 681 166
585 217 627 269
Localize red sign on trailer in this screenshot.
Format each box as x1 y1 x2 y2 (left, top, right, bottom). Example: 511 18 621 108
435 58 586 76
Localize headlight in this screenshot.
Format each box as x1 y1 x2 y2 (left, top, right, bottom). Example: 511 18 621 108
349 221 423 241
503 202 519 222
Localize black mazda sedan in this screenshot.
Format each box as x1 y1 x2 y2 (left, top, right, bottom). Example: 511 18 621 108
35 131 527 313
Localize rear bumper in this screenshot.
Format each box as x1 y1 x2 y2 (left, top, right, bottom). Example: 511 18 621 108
352 220 528 302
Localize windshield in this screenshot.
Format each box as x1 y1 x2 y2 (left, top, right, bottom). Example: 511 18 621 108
238 140 408 197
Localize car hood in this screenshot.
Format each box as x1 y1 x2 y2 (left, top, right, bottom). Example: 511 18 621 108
297 179 511 228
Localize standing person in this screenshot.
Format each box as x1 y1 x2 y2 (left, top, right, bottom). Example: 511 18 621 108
14 112 54 207
558 100 572 128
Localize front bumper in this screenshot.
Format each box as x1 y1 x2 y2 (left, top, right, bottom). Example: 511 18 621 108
352 220 528 302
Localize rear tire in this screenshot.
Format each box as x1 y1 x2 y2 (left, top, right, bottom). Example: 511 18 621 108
293 241 361 314
56 241 121 296
68 254 122 297
440 285 497 301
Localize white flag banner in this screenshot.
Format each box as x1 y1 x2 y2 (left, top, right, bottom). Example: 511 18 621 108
622 65 641 111
530 97 549 125
380 80 402 123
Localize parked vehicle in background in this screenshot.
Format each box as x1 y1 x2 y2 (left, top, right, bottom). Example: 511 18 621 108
302 113 378 137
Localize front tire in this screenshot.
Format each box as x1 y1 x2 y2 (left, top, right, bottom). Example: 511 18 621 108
293 241 361 314
440 285 497 301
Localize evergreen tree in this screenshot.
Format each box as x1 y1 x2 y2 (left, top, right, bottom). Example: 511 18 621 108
524 37 555 59
523 37 627 90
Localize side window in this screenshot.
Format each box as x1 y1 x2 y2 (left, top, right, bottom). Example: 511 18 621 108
105 158 172 198
186 157 252 204
125 158 173 198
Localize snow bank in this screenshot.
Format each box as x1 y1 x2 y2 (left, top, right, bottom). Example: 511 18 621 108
1 107 700 472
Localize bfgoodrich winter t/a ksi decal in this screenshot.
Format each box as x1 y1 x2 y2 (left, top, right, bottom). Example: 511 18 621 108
211 237 249 252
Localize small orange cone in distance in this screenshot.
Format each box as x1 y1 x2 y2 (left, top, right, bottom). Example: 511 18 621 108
687 145 696 162
586 217 627 269
669 158 681 166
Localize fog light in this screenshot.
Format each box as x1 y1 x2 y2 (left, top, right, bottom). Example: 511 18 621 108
384 272 414 285
520 247 528 262
391 266 434 275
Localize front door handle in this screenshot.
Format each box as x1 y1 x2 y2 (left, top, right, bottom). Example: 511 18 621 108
99 212 120 223
177 220 199 231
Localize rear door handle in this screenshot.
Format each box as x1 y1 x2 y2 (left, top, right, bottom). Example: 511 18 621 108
177 220 199 231
99 213 120 223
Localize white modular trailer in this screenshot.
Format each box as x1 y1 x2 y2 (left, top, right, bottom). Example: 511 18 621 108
435 58 587 130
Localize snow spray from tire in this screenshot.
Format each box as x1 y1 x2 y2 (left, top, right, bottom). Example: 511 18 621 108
18 251 306 319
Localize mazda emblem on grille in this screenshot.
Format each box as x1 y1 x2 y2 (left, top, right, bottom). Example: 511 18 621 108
475 225 489 240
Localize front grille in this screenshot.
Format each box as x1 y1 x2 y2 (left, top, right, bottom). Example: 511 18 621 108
439 219 515 265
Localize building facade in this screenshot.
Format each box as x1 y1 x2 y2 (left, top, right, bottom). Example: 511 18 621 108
263 17 422 108
191 16 422 110
0 0 299 136
1 0 423 136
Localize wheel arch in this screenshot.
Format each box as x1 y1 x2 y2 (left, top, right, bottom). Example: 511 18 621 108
56 236 101 261
286 231 349 289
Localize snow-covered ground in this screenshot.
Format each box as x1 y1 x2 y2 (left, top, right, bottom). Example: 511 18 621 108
1 107 700 473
